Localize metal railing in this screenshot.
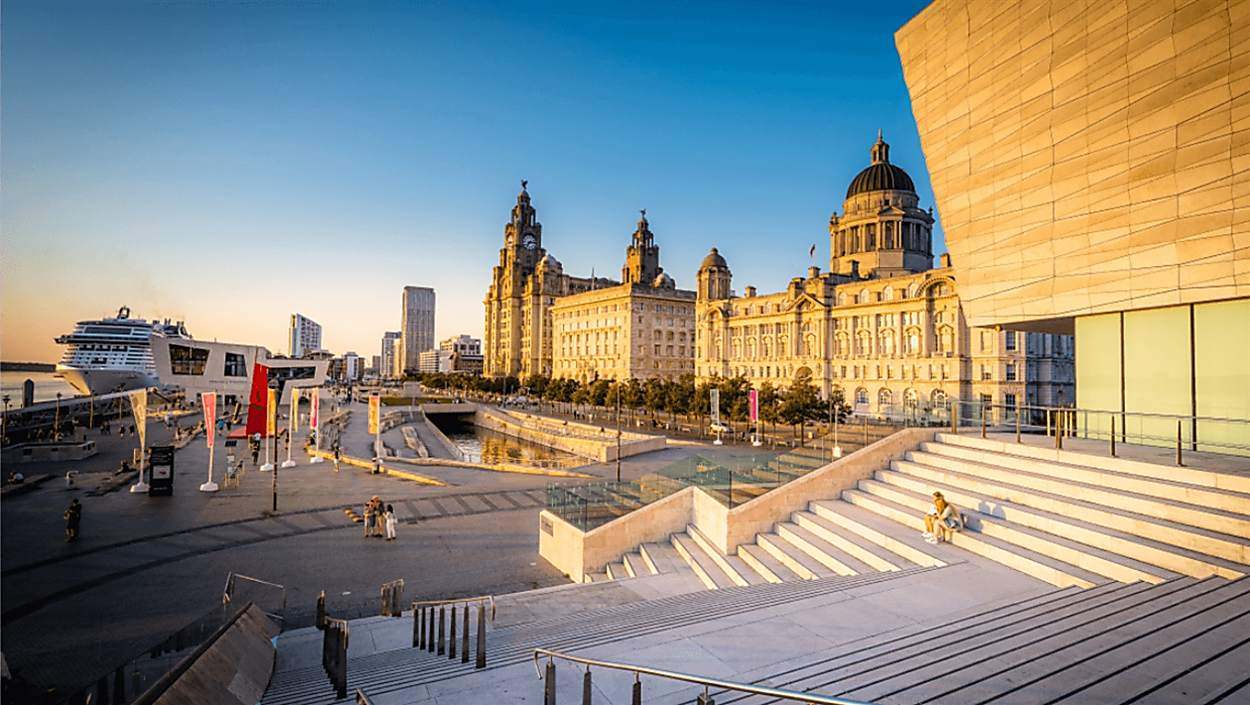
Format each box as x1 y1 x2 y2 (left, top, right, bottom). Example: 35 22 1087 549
411 595 495 669
946 398 1250 463
533 648 879 705
354 689 375 705
222 572 287 625
380 578 405 617
323 616 349 700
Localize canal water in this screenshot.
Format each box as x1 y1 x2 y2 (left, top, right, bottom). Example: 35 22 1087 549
434 418 583 468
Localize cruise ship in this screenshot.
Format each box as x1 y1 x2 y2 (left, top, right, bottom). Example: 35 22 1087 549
54 306 191 396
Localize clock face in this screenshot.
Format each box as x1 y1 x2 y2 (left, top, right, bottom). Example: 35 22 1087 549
521 233 537 250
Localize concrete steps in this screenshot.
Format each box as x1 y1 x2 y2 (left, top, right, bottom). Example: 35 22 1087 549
570 431 1250 599
653 576 1250 705
262 567 940 705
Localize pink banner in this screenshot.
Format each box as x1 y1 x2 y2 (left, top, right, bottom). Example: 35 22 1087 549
202 392 217 448
310 389 320 430
749 388 759 423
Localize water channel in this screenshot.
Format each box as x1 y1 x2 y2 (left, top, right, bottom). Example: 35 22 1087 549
432 418 584 468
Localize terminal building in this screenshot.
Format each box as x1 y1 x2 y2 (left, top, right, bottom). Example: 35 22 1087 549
695 134 1075 415
896 0 1249 450
150 335 328 407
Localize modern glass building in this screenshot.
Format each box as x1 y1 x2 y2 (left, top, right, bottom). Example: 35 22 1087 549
896 0 1249 451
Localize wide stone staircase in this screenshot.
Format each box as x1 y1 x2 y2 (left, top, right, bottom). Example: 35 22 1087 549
585 432 1250 590
645 574 1250 705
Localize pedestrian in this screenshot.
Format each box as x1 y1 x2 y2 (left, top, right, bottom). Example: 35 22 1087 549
333 444 342 472
363 497 376 538
251 440 260 468
384 504 397 541
64 498 82 542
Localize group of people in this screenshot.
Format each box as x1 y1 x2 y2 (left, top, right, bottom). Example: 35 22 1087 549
363 495 397 541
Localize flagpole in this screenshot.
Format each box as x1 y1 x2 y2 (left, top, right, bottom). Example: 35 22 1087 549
309 387 324 463
282 388 297 468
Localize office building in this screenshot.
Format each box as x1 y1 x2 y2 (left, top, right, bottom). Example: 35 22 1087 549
288 313 322 358
380 331 402 379
402 286 436 373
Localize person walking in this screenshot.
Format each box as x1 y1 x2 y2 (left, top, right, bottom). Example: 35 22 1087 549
250 440 260 468
64 499 82 543
333 443 342 472
363 496 378 538
384 504 397 541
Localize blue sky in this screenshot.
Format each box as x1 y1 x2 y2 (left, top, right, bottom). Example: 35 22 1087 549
2 0 938 362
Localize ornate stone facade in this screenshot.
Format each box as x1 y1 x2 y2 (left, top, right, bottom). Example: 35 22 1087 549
553 212 695 382
695 136 1074 415
483 183 615 378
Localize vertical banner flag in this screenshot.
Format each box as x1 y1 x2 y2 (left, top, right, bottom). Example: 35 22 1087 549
128 389 148 449
368 394 380 435
290 388 301 432
710 388 720 427
310 389 320 431
244 363 269 436
266 388 277 437
203 392 217 448
749 388 759 423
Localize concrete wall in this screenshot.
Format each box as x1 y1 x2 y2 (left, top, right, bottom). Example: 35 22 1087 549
475 407 665 462
150 604 277 705
540 487 697 579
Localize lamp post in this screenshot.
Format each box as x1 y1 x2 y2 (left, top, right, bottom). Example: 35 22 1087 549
270 381 280 512
54 392 63 440
615 388 622 483
2 395 10 441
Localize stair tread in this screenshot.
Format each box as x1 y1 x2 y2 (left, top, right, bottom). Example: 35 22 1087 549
892 455 1250 549
909 445 1250 522
738 542 802 582
672 533 737 589
918 441 1250 508
793 509 915 571
848 485 1108 588
812 498 963 566
934 432 1250 494
778 519 876 575
874 469 1183 583
764 529 845 578
623 552 652 577
641 542 688 575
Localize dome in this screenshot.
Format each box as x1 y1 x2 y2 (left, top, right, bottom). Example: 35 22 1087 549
653 272 675 289
537 253 561 271
700 247 728 269
845 132 915 199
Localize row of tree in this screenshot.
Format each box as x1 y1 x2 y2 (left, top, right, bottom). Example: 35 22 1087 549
416 372 849 429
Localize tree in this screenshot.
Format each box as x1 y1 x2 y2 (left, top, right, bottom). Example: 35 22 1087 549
643 378 667 417
780 378 823 438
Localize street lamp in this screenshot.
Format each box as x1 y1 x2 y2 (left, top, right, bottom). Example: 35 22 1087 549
2 395 10 441
55 392 63 440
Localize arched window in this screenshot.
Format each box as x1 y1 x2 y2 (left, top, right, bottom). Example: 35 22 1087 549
855 387 869 405
884 222 894 249
883 286 893 301
855 332 870 356
878 331 894 356
931 389 948 408
878 388 893 409
837 293 847 306
905 328 921 355
904 388 919 409
937 325 954 353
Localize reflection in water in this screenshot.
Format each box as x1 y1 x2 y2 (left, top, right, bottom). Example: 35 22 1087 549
439 421 580 467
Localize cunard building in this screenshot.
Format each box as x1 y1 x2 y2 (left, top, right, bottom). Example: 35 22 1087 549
695 134 1075 415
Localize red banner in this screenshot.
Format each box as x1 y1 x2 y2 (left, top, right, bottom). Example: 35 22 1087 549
749 388 759 423
202 392 217 447
310 389 320 430
244 363 269 437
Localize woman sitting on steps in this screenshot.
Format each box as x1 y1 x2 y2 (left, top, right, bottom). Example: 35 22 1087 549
923 491 963 544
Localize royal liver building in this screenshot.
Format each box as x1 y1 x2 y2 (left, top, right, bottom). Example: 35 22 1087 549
482 181 614 378
696 134 1076 414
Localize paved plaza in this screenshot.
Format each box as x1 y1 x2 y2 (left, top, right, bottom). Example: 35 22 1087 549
0 394 761 694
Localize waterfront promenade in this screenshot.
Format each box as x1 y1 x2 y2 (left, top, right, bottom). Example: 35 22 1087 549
0 391 756 696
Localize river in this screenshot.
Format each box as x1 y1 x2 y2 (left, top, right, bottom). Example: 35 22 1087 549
1 371 80 405
437 420 583 468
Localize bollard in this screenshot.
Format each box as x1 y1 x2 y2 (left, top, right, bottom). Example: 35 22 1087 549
697 689 716 705
448 603 457 660
981 406 987 438
544 660 557 705
437 606 446 655
1110 417 1116 457
632 674 642 705
1015 402 1021 444
417 605 427 650
112 667 125 704
476 602 487 668
950 401 957 434
583 668 593 705
1176 420 1184 466
427 606 435 653
461 603 470 663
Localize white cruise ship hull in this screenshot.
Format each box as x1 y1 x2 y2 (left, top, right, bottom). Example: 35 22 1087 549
55 365 159 397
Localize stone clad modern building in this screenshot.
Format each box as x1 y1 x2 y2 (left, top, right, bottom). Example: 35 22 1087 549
696 135 1075 416
552 212 696 382
896 0 1249 448
483 181 616 379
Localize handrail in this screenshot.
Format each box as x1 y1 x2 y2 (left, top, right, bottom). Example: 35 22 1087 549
354 688 374 705
533 648 879 705
948 398 1249 425
410 593 496 619
223 572 287 624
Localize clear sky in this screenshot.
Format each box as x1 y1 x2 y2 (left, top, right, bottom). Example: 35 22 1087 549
2 0 939 364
